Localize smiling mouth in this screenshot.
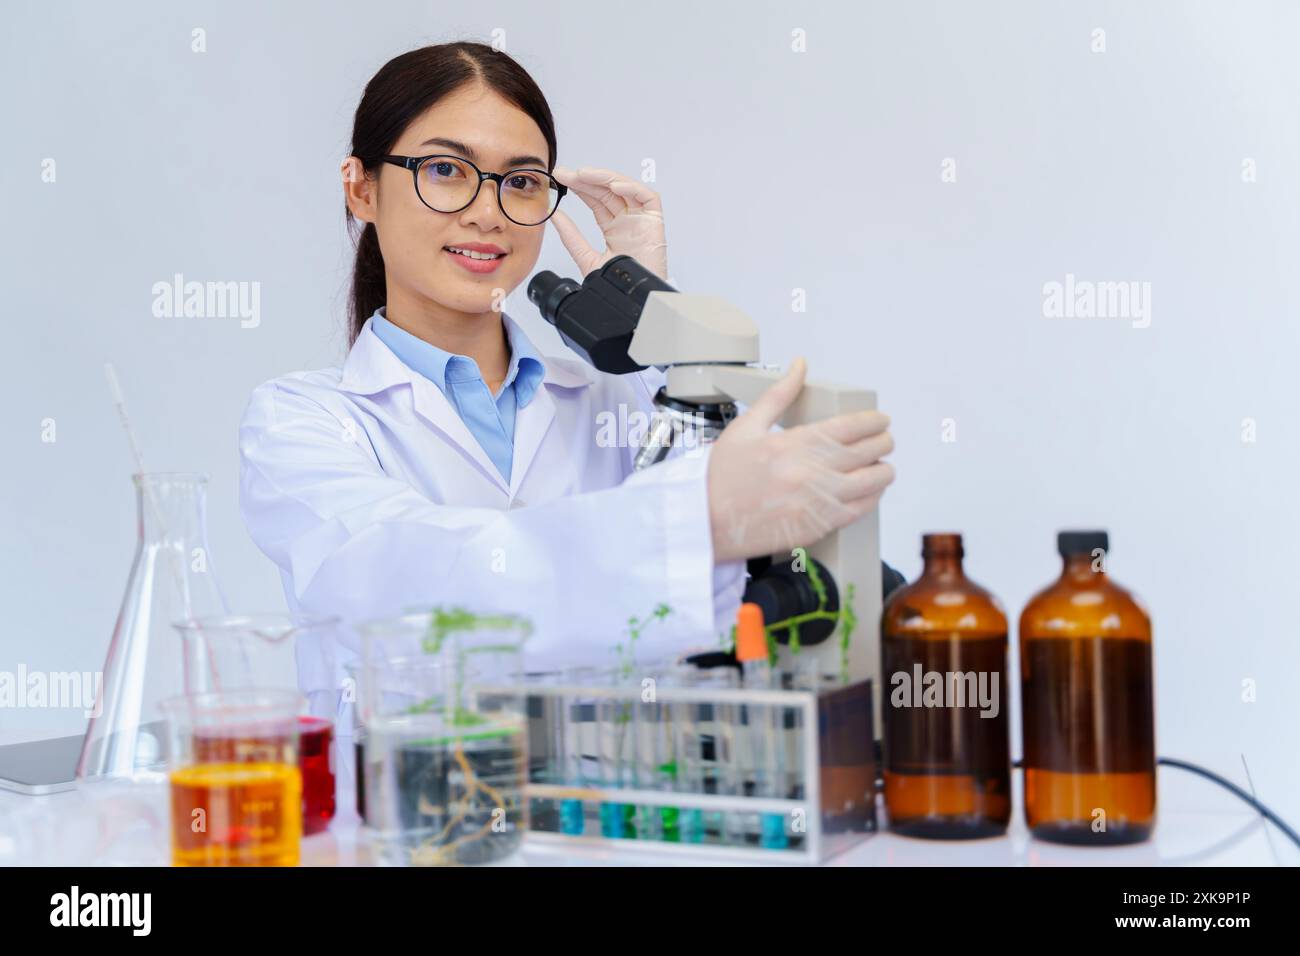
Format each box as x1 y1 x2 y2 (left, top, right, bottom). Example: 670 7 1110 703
443 245 507 261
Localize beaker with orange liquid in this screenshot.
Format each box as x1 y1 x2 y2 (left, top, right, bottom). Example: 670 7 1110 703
175 615 339 835
162 690 303 866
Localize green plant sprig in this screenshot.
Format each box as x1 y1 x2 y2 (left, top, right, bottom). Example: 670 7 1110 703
612 603 671 734
421 607 533 654
723 549 858 681
409 606 534 727
614 602 671 682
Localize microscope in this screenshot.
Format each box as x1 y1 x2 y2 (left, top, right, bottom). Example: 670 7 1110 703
528 256 884 723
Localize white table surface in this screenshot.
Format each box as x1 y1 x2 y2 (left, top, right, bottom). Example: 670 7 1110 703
1 757 1294 867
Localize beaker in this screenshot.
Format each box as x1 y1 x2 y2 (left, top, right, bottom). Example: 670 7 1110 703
174 613 341 695
161 689 303 867
77 473 228 785
357 610 530 866
173 614 341 834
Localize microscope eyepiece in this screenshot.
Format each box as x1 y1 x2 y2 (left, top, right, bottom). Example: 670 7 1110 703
526 270 582 328
525 256 676 374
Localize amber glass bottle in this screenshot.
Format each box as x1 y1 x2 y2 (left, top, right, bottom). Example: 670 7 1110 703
881 534 1011 838
1020 531 1155 845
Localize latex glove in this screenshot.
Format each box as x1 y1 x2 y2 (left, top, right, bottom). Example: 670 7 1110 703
549 166 669 280
707 358 895 563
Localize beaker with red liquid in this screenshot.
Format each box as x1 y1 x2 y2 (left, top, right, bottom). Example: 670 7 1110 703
297 715 335 834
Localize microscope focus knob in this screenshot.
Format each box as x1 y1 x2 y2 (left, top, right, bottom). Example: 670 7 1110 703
742 555 840 647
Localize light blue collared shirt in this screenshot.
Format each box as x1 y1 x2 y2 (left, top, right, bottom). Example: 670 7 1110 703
370 308 545 485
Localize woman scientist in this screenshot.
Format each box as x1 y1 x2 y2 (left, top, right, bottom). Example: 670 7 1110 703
238 42 896 692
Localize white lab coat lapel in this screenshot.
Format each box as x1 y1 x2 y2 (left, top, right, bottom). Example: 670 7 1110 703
509 382 554 497
407 375 511 495
340 318 510 495
504 312 598 499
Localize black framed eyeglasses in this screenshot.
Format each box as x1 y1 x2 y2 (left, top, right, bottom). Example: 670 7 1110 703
381 154 567 226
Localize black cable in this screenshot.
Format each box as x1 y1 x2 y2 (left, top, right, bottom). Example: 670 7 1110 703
1156 756 1300 850
1007 756 1300 850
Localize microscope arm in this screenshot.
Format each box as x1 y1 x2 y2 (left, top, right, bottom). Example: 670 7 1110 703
664 363 877 426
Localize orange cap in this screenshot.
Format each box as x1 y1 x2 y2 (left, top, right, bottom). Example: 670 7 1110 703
735 603 767 662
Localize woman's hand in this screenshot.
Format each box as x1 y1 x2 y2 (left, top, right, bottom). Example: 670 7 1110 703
549 166 669 280
707 358 896 563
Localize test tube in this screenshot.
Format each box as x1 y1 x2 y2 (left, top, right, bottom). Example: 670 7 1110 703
663 665 705 843
626 698 661 841
597 691 632 838
783 656 820 814
747 694 788 849
549 679 582 836
776 670 805 848
521 672 564 833
735 603 789 849
564 666 602 836
630 660 680 842
651 662 682 842
690 666 741 844
571 665 628 839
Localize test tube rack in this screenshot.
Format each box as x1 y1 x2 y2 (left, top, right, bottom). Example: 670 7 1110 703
479 675 877 864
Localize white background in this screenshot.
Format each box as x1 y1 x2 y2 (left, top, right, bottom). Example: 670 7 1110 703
2 1 1297 826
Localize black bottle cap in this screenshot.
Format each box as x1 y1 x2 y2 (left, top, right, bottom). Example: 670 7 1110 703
1058 530 1109 557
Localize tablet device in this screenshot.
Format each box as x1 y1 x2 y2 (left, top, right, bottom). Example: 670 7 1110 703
0 734 83 795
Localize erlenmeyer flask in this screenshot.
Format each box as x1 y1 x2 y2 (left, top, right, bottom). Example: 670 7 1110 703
76 473 228 784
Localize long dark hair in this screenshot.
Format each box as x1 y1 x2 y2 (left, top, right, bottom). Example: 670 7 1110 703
346 42 558 343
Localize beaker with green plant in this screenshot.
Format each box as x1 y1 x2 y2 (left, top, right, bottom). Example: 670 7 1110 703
356 607 532 866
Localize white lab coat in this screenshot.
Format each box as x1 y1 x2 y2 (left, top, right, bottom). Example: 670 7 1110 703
238 314 746 699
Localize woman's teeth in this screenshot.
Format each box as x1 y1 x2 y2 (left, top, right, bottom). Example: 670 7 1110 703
445 246 504 260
